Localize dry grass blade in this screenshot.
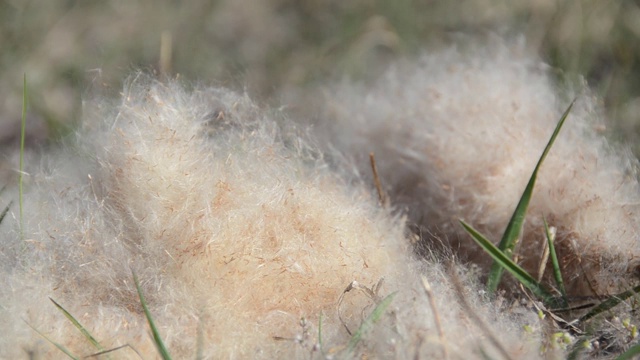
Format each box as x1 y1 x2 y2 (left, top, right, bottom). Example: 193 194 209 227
159 30 173 75
536 230 550 283
369 152 388 207
0 200 13 225
448 262 513 360
421 275 449 360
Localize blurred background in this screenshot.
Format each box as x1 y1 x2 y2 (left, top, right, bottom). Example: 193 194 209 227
1 0 639 153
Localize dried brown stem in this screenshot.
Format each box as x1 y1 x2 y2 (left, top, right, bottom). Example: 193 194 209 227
369 152 388 207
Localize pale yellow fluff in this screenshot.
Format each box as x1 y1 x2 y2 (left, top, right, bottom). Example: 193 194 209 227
0 75 545 359
322 41 640 297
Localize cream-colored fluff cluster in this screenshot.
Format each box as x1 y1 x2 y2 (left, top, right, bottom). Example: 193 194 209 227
323 43 640 297
0 76 546 359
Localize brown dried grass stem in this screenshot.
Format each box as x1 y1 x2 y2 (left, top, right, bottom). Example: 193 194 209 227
369 152 388 207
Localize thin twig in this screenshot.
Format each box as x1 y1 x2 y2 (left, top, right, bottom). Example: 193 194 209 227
518 283 584 335
448 262 514 360
369 152 388 207
159 31 173 75
421 275 449 360
537 229 551 283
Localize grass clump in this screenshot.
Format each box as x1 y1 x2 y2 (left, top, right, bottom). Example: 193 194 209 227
343 291 397 355
484 101 574 296
28 273 174 359
462 100 640 358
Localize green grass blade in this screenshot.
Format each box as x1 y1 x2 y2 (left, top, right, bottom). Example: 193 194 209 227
19 73 27 240
345 291 397 354
132 271 172 360
25 320 79 360
460 220 554 304
615 342 640 360
578 284 640 323
85 344 133 358
543 218 567 307
317 312 324 356
49 297 103 351
487 101 575 294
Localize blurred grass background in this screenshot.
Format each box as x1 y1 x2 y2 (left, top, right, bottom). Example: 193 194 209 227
1 0 639 153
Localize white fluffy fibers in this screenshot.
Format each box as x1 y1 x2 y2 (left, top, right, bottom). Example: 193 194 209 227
0 76 547 359
323 43 640 297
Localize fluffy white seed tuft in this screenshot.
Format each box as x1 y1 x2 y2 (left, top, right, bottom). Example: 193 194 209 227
322 42 640 296
1 75 546 359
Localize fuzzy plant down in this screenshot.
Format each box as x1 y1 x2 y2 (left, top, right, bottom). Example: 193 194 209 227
1 41 639 359
323 42 640 298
